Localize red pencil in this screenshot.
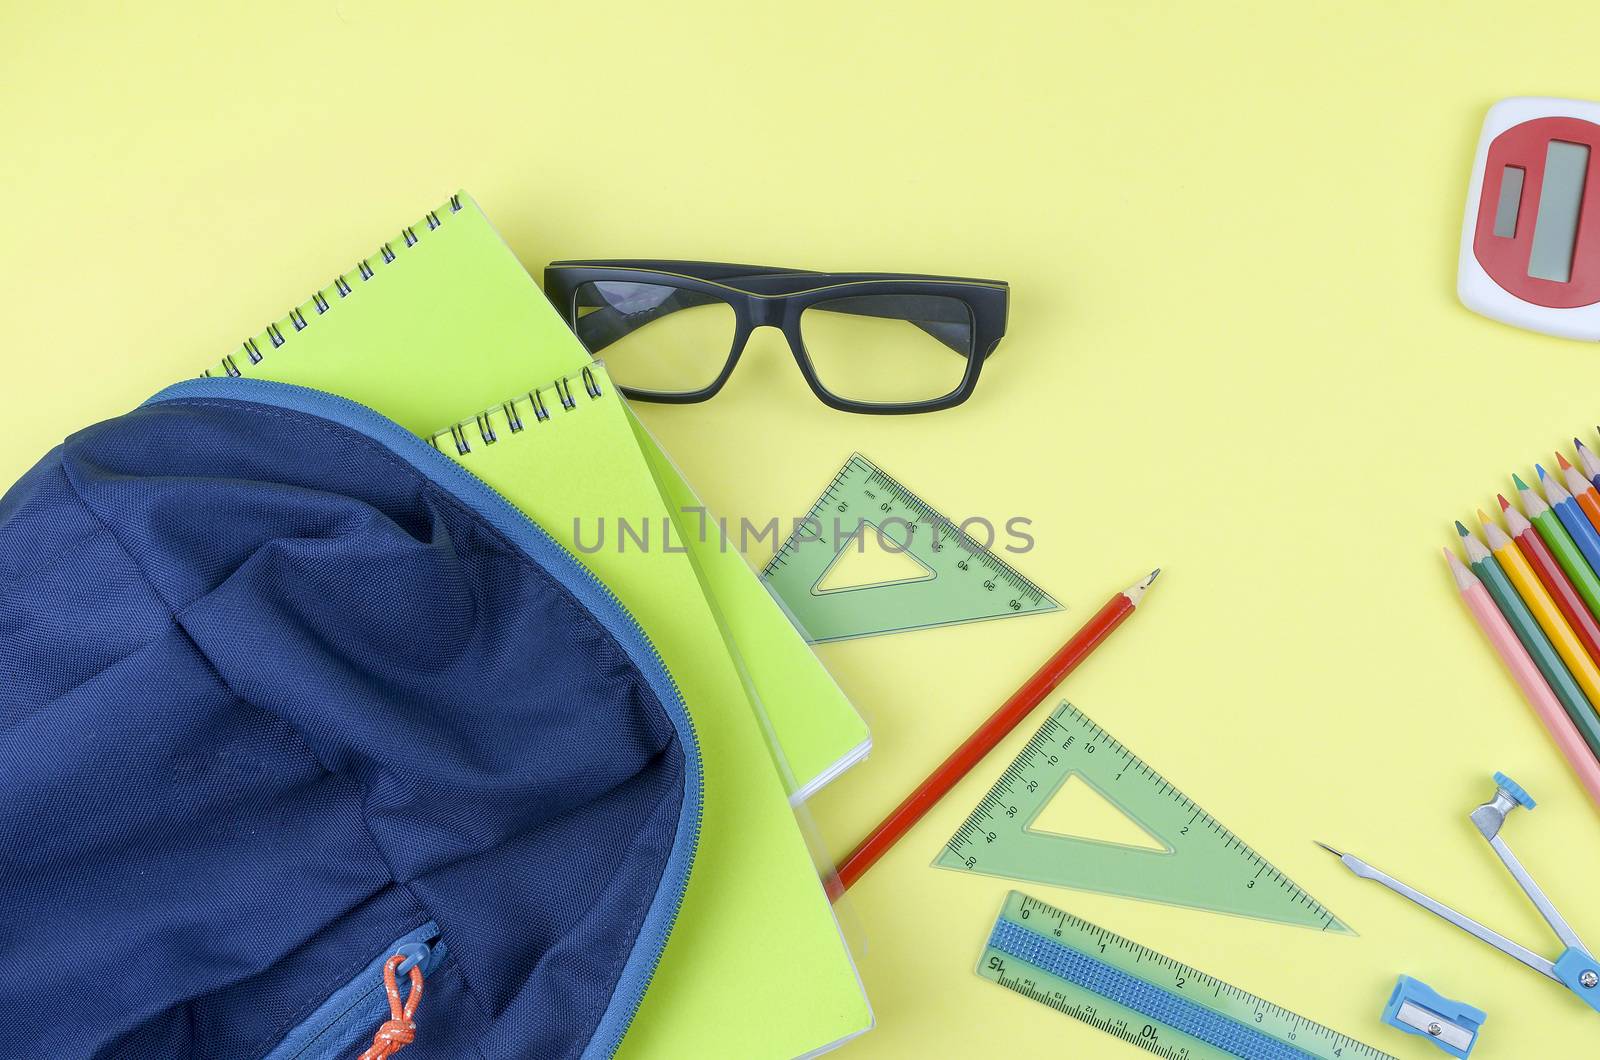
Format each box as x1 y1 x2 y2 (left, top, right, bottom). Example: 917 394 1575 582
1499 494 1600 669
828 568 1161 897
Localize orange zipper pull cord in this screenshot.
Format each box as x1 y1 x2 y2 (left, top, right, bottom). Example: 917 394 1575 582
356 953 425 1059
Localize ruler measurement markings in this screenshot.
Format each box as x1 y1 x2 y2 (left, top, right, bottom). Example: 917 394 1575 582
940 703 1348 931
763 454 1058 640
996 972 1197 1060
981 894 1390 1059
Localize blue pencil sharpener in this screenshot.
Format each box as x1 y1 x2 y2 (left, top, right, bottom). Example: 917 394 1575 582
1381 976 1485 1058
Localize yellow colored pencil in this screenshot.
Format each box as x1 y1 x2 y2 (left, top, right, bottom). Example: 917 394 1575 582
1480 509 1600 716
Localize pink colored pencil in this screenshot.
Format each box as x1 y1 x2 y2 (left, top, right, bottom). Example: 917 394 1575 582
1447 548 1600 811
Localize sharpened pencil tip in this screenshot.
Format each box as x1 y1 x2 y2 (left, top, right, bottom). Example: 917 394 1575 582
1126 568 1162 600
1578 438 1590 453
1513 472 1531 491
1314 840 1344 858
1498 493 1512 511
1537 463 1550 480
1476 508 1493 526
1455 520 1471 537
1559 451 1574 471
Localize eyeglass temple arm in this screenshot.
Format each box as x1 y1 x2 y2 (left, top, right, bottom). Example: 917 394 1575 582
574 288 724 353
803 297 972 356
577 287 974 357
571 267 812 349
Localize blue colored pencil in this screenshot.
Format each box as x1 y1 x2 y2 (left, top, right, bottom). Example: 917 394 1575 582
1537 464 1600 582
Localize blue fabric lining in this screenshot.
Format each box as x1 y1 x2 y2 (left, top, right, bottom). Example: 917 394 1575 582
0 379 702 1059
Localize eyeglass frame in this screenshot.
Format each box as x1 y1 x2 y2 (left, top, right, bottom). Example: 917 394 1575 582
543 260 1010 414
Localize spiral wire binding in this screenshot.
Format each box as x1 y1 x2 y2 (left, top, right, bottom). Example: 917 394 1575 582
426 366 606 457
202 194 467 380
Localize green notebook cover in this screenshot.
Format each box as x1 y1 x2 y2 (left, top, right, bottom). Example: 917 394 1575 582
196 193 872 1057
626 410 869 799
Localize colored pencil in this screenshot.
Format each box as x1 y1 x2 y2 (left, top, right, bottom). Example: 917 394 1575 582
1456 522 1596 741
1557 452 1600 536
828 569 1161 897
1446 548 1600 807
1575 436 1600 487
1514 473 1600 622
1498 495 1600 669
1535 464 1600 586
1478 509 1600 716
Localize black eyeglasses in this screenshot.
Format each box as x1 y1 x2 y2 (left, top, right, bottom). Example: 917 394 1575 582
544 260 1009 414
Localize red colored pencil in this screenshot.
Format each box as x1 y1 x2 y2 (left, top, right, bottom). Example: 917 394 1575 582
1499 494 1600 669
828 569 1161 897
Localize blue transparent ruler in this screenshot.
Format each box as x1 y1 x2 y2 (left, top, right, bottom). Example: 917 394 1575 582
980 892 1394 1060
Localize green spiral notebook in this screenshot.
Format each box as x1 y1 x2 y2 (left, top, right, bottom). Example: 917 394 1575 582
195 192 872 1057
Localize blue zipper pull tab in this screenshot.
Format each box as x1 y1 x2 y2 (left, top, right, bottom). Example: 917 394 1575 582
394 941 432 978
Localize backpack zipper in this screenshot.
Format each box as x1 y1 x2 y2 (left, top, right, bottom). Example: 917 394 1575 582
262 923 444 1060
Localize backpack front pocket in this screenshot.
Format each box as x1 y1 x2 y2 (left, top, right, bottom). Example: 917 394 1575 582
264 922 445 1060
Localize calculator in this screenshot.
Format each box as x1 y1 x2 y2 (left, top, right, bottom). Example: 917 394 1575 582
1459 97 1600 339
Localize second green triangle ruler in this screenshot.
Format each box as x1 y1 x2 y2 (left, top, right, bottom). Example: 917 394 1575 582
937 701 1351 932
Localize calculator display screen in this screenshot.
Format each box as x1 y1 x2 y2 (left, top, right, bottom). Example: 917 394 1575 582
1492 166 1524 238
1474 116 1600 308
1528 141 1589 283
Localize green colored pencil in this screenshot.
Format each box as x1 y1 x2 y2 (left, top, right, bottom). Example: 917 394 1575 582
1513 473 1600 621
1457 522 1598 724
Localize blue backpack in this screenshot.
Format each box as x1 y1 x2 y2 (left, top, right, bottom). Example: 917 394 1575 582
0 380 702 1059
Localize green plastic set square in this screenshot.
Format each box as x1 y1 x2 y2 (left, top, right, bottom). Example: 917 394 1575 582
760 453 1059 643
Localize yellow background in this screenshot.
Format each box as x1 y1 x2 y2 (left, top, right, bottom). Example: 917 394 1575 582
5 3 1600 1056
